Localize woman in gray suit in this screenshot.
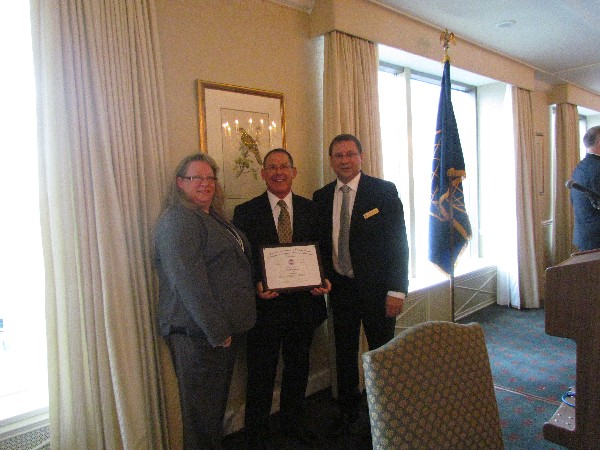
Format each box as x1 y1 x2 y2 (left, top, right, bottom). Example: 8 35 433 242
154 153 256 449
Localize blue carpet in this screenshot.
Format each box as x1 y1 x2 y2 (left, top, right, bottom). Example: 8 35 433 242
495 388 565 450
464 305 576 402
462 305 576 450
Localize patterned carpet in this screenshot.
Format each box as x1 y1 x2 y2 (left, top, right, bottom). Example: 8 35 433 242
460 304 576 450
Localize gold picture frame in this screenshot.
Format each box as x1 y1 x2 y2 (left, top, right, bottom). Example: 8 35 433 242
197 80 286 209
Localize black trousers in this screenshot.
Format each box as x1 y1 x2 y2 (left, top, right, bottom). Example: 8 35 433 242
244 318 315 436
330 273 396 413
167 333 238 450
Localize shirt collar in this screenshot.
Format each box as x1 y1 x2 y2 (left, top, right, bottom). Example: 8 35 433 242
336 172 361 192
267 190 292 210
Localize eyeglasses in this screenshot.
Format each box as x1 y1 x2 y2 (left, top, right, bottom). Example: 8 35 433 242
180 175 217 183
264 164 292 172
331 152 359 161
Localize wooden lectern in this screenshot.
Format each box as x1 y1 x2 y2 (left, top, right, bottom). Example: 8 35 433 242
544 249 600 449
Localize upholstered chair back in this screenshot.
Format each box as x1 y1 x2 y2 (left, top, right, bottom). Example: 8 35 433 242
362 320 503 449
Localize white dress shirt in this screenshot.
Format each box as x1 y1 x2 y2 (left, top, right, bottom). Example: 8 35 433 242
267 190 293 233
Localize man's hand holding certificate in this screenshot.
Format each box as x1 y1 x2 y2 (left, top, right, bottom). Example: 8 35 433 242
260 243 326 293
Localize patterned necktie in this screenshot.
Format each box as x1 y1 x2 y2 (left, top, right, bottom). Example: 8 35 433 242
277 200 292 244
338 185 352 275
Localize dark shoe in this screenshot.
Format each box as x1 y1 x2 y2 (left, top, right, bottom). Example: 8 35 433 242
347 412 371 437
329 409 359 436
281 423 320 447
246 430 268 450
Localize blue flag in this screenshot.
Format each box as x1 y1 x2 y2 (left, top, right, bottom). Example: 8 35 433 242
429 60 472 275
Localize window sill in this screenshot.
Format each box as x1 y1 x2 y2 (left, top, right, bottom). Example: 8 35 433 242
0 407 49 444
408 258 495 293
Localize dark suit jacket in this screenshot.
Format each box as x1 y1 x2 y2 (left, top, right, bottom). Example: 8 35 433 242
154 204 256 346
313 172 409 301
233 192 327 330
571 153 600 251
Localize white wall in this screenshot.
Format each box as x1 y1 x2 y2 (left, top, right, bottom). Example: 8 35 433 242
588 115 600 128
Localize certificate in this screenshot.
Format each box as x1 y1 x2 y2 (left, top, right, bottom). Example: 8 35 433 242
260 242 325 292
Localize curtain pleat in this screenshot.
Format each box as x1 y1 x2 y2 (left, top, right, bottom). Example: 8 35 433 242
493 86 519 308
30 0 170 448
323 31 383 180
553 103 579 265
513 87 542 308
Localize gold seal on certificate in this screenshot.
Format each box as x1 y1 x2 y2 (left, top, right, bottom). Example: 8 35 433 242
260 242 325 292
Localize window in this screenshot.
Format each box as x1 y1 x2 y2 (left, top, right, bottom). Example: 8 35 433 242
550 106 594 161
579 115 588 160
379 65 479 288
0 2 48 425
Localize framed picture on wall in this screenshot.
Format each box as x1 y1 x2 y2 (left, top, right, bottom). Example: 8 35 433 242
197 80 286 212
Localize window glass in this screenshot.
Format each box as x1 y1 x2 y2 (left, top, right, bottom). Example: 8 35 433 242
579 116 587 160
379 69 478 286
0 2 48 423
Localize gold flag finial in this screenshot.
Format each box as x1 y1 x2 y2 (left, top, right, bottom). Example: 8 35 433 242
440 29 456 63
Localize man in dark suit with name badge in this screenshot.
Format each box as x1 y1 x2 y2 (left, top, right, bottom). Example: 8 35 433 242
313 134 409 429
233 148 331 449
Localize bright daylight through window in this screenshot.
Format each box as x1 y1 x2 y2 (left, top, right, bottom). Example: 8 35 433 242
0 2 48 424
379 67 478 289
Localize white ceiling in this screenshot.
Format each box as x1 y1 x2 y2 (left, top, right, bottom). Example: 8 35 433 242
277 0 600 97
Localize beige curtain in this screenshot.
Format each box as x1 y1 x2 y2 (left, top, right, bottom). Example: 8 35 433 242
553 103 580 265
323 31 383 180
512 87 543 308
30 1 170 448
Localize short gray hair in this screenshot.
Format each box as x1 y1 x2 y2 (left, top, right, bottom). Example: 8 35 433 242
583 126 600 149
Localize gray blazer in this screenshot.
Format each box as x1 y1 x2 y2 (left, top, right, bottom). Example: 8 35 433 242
154 203 256 346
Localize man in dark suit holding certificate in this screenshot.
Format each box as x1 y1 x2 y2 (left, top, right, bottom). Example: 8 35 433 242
313 134 409 429
233 148 330 449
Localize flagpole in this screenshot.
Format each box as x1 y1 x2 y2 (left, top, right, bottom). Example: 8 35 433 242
441 29 456 322
449 187 455 322
430 30 470 323
440 29 455 63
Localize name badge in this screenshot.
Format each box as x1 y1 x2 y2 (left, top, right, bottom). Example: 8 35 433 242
363 208 379 219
